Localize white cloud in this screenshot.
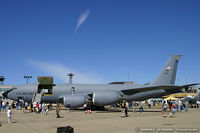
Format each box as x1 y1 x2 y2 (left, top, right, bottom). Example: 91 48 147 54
75 10 90 32
27 59 104 84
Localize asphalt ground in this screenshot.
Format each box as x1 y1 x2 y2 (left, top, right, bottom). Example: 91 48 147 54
0 107 200 133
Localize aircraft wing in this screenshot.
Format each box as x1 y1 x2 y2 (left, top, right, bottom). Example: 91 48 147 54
121 83 200 95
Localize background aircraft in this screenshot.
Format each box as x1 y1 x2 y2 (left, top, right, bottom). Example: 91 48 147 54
3 55 199 107
182 88 200 104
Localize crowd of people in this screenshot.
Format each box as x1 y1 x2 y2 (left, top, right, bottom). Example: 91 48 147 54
0 99 51 123
162 99 191 118
0 99 96 123
117 99 200 118
0 100 50 114
0 100 9 112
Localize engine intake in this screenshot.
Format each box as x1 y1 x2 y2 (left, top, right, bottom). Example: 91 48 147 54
63 95 86 108
92 91 120 106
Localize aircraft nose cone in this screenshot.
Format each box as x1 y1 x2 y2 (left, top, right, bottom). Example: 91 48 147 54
2 91 8 98
2 88 16 99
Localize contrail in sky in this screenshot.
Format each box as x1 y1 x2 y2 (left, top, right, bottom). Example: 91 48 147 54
75 10 90 32
27 59 104 84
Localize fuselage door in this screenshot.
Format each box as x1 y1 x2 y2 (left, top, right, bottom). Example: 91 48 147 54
37 77 54 96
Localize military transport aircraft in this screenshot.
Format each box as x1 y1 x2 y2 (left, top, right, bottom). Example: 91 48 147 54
3 55 199 107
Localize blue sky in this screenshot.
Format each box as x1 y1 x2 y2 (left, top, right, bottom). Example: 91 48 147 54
0 0 200 85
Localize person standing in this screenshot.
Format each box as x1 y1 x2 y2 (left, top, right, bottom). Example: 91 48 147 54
83 104 87 113
0 100 2 112
56 104 61 118
33 102 36 113
178 100 182 112
41 103 46 114
185 101 189 111
120 101 126 117
25 102 28 112
196 101 200 108
169 103 176 118
2 101 6 112
22 101 25 113
133 102 138 112
16 101 19 110
36 102 39 113
39 103 42 113
168 99 172 111
66 104 70 113
125 102 129 117
7 107 12 124
86 103 92 114
162 101 168 117
30 103 33 112
148 100 151 108
139 101 144 113
11 101 15 109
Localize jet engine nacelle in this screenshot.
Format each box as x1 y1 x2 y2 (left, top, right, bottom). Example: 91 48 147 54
63 95 86 108
92 91 120 106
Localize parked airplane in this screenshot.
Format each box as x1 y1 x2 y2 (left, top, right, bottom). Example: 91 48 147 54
182 88 200 103
3 55 199 107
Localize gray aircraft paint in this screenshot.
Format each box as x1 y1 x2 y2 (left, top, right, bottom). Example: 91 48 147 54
150 55 181 85
3 55 200 107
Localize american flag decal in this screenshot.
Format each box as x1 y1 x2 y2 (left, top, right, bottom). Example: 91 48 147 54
166 66 171 70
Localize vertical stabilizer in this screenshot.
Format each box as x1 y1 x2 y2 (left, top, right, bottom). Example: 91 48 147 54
150 55 182 85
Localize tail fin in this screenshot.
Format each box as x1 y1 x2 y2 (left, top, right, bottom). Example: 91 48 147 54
150 55 182 85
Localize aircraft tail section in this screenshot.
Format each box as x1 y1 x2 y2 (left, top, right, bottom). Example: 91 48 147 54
150 55 182 85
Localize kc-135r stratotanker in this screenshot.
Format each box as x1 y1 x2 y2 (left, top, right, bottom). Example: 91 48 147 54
3 55 199 107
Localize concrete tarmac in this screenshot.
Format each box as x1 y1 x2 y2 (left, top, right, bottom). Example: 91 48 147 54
0 108 199 133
